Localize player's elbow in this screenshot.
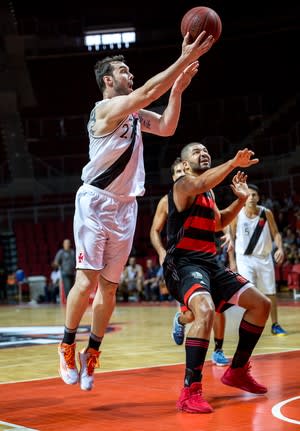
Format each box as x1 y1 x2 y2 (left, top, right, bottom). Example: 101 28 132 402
154 122 177 137
161 128 176 137
165 124 177 136
149 228 155 241
150 228 158 240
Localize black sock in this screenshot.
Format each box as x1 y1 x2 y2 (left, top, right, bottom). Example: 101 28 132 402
184 337 209 386
214 337 224 351
62 326 77 345
231 319 264 368
88 333 103 351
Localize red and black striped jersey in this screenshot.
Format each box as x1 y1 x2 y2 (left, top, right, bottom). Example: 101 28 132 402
167 189 217 261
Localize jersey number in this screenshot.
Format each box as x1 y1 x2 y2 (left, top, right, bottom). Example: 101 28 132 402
120 123 135 139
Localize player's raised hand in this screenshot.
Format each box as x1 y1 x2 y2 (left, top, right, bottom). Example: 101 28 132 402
182 31 214 61
231 148 259 168
172 61 200 94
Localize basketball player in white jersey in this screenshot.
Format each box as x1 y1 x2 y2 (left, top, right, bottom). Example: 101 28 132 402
229 184 287 336
58 31 215 391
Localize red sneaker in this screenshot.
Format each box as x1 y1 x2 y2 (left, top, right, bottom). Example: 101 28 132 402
221 362 267 394
176 382 213 413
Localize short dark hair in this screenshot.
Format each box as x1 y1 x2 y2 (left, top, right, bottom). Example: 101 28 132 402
180 142 203 161
248 183 260 194
94 55 125 93
170 157 182 176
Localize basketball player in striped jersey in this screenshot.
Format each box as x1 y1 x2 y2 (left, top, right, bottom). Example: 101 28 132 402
150 157 230 366
163 143 271 413
58 32 215 391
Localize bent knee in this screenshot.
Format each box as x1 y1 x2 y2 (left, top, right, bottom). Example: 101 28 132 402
263 295 272 314
193 308 215 332
74 269 99 294
254 293 271 317
103 283 119 296
194 304 215 325
99 277 119 296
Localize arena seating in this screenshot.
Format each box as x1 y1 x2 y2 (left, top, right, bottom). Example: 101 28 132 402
287 264 300 300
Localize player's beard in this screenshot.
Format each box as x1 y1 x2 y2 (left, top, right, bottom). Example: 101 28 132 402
190 161 210 174
113 77 130 95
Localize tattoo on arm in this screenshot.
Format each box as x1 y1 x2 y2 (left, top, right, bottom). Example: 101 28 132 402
138 113 151 130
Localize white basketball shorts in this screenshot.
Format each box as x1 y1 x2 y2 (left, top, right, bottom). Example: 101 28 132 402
235 253 276 295
73 183 137 283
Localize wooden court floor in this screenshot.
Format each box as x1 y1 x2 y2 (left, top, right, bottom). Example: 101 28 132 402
0 297 299 430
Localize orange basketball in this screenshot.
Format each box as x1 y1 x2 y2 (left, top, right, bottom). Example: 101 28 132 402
181 6 222 43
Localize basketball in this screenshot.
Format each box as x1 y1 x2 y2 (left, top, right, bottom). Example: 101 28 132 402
180 6 222 43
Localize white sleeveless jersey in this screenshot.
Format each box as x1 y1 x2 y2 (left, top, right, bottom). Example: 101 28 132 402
235 206 273 257
81 101 145 197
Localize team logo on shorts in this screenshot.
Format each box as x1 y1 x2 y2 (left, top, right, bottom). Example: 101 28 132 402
191 271 203 280
78 252 84 263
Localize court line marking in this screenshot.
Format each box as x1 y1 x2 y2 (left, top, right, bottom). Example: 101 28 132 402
272 396 300 425
0 420 38 430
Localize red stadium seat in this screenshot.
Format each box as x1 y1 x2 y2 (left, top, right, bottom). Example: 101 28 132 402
287 264 300 300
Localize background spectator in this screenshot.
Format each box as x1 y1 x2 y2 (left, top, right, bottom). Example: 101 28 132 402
53 238 76 299
143 258 160 301
45 265 61 303
121 256 144 302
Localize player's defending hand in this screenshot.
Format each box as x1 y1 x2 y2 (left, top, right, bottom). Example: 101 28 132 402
230 171 249 200
219 232 234 252
231 148 259 168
